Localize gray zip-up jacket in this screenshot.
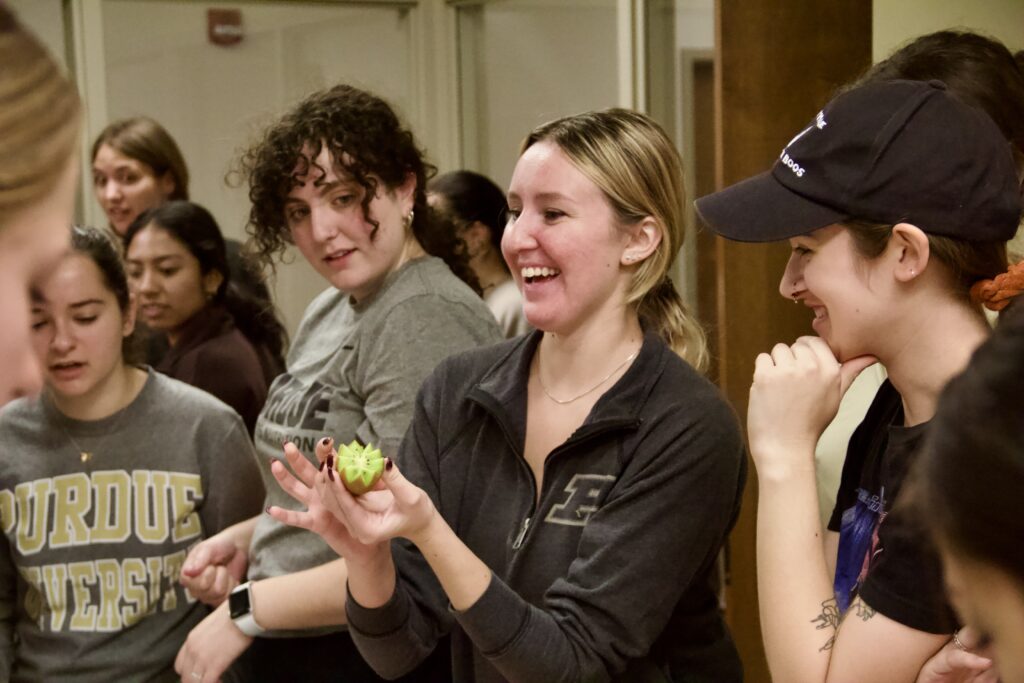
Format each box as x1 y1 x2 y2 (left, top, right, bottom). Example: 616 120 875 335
347 331 747 683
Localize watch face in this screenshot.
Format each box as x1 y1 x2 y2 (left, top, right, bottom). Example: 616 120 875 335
229 586 251 620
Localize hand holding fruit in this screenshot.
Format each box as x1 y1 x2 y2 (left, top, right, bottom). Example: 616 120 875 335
314 442 438 549
267 439 389 565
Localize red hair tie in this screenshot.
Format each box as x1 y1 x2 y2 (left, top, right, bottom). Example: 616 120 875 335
970 261 1024 312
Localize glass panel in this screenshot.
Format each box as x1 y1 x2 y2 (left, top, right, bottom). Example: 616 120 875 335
644 0 714 317
99 0 415 333
645 0 679 145
455 0 619 189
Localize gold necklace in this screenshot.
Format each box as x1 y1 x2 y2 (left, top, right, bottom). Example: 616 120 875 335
64 429 103 463
538 346 640 405
51 381 137 464
60 407 131 463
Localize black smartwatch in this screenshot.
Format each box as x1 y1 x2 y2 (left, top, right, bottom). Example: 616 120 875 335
228 582 265 636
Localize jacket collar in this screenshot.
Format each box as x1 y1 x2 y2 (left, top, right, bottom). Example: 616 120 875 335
468 329 670 449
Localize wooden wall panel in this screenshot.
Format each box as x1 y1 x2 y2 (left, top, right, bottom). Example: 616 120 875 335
711 2 872 681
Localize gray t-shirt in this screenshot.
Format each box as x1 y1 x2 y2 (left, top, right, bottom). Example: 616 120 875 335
248 257 501 589
0 369 265 683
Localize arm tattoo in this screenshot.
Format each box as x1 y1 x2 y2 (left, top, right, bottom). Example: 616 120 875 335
812 597 878 652
811 598 841 652
849 597 877 622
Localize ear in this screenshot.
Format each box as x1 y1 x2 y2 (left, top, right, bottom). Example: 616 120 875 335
889 223 930 282
396 172 418 214
158 172 177 200
620 216 663 266
202 270 225 299
122 292 138 338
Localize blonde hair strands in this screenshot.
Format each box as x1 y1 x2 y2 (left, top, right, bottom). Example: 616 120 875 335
522 109 708 372
0 8 81 214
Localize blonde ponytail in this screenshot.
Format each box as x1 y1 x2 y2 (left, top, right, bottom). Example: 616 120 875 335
637 277 708 373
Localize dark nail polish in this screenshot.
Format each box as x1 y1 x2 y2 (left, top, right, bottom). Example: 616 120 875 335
385 458 394 472
319 460 326 471
327 467 335 482
326 453 334 469
319 436 330 447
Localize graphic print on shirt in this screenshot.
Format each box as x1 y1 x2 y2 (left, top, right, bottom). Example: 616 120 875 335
256 373 333 453
0 470 203 632
544 474 617 527
834 485 886 612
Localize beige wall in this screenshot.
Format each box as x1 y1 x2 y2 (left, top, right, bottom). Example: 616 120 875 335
873 0 1024 59
8 0 66 68
456 0 619 191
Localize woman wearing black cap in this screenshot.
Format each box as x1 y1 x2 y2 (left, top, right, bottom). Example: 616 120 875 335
695 79 1024 682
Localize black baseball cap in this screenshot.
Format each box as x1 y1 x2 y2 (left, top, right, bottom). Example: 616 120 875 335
694 79 1022 243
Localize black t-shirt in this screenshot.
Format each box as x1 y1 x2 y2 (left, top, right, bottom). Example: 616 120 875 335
827 380 957 634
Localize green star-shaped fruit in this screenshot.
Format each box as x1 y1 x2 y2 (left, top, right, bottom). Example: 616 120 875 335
334 440 384 495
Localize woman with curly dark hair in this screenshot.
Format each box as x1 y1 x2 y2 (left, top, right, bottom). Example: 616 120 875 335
173 84 500 683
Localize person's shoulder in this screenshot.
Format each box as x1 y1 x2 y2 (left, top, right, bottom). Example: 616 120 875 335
0 395 44 429
646 344 740 430
185 328 263 371
373 259 502 337
486 278 522 308
427 333 527 391
390 257 490 310
654 344 725 400
145 370 246 426
298 285 349 325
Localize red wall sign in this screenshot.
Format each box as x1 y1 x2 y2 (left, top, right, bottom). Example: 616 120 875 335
208 8 243 47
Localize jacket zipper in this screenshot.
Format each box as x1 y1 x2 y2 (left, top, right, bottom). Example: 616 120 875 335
507 421 640 554
469 390 641 555
512 517 531 550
